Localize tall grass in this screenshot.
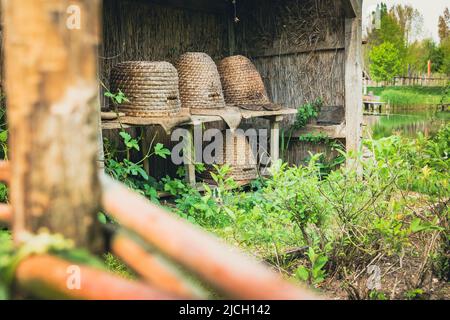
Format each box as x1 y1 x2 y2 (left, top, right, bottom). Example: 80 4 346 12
367 86 449 106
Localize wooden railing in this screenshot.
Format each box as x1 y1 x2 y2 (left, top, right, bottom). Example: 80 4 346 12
365 76 450 88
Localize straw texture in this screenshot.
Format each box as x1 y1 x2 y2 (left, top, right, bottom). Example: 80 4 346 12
200 130 258 182
218 55 281 111
176 52 226 110
110 61 181 117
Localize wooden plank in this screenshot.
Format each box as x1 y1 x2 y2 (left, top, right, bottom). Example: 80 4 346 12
191 109 297 124
251 46 346 59
102 121 131 130
112 234 202 298
2 0 104 250
270 119 280 166
343 0 361 18
16 254 177 300
290 124 346 139
317 105 345 124
0 160 10 183
136 0 228 14
0 204 12 225
240 108 297 120
183 125 196 186
344 3 363 155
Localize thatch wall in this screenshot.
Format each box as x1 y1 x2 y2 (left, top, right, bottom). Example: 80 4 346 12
234 0 346 123
99 0 351 172
101 0 230 106
101 0 233 177
232 0 347 165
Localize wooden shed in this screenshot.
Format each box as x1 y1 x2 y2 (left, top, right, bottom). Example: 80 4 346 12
101 0 362 172
1 0 363 178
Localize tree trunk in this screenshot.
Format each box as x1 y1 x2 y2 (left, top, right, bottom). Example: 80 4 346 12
2 0 104 251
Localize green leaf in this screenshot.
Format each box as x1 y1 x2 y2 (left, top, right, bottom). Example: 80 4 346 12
119 131 131 142
295 266 310 282
154 143 171 159
0 131 8 143
98 212 107 225
120 131 140 151
313 255 328 272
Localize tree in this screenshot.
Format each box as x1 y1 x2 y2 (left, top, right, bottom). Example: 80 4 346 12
369 42 403 82
365 3 408 75
390 4 423 44
405 40 427 75
440 37 450 75
422 39 444 73
438 8 450 42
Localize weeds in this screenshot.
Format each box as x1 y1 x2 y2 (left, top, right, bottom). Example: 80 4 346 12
368 86 450 106
150 124 450 297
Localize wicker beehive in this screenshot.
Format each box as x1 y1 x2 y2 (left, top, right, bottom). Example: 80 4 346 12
200 130 258 182
218 55 281 111
175 52 226 110
110 61 181 117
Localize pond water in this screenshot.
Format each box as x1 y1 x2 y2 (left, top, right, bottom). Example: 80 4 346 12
363 106 450 139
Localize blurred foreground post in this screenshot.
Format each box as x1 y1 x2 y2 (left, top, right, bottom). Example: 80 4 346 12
345 0 363 158
2 0 104 250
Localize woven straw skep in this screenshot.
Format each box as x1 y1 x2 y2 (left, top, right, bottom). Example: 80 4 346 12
218 55 281 111
200 130 258 182
176 52 226 110
110 61 182 117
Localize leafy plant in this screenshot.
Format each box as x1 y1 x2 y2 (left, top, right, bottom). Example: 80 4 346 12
296 247 329 285
404 288 425 300
369 42 403 82
368 290 389 300
104 129 170 204
154 143 171 159
293 98 323 130
104 89 129 105
119 131 140 152
282 98 323 159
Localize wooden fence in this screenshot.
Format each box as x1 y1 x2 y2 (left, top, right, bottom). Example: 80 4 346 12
366 76 449 88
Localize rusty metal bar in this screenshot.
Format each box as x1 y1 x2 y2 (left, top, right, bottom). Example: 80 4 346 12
112 234 203 299
0 161 10 183
0 204 12 225
15 254 179 300
101 175 322 300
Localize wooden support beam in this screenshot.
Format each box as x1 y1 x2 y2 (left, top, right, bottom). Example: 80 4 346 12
184 124 197 186
344 1 363 156
112 234 203 299
2 0 104 250
343 0 362 18
146 0 229 14
270 116 282 166
0 204 11 225
16 254 177 300
101 175 322 300
0 160 10 183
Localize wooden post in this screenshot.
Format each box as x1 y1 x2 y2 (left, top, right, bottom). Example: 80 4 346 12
344 0 363 155
2 0 104 250
184 123 197 186
0 6 3 93
270 116 283 166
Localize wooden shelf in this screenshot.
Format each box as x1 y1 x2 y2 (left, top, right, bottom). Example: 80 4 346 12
102 108 298 130
100 108 301 187
290 124 346 139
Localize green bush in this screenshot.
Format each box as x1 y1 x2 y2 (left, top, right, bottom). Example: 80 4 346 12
369 42 403 82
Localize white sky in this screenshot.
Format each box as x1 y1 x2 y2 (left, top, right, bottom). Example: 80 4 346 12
363 0 449 42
